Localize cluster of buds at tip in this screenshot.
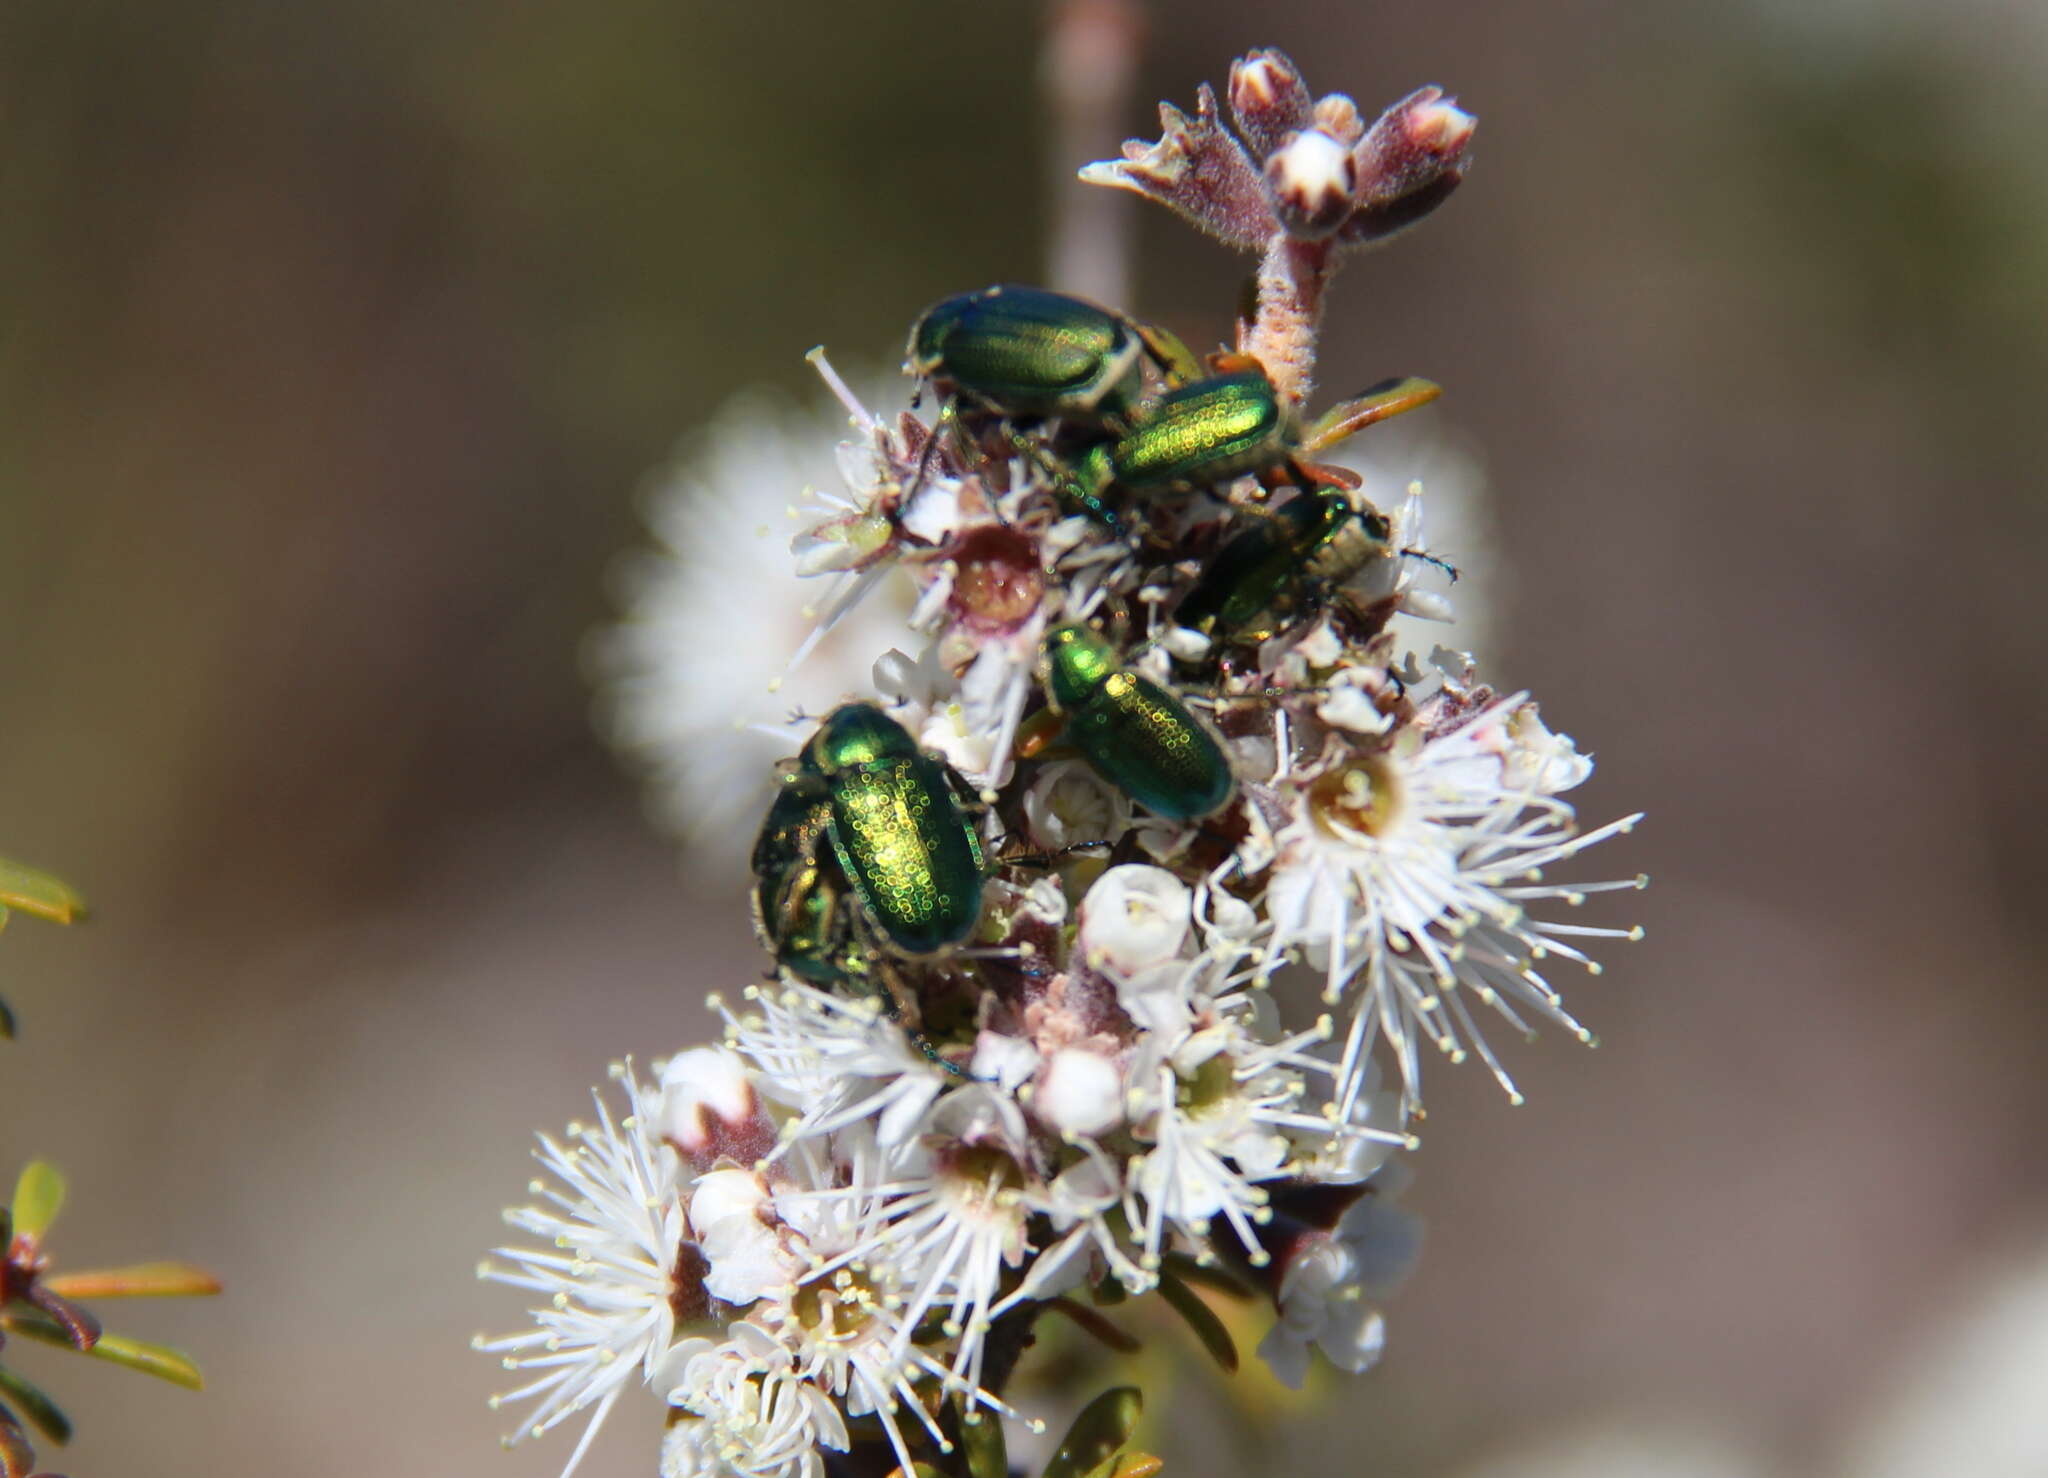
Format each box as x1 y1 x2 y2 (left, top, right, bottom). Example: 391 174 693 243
1082 49 1475 403
1081 48 1475 255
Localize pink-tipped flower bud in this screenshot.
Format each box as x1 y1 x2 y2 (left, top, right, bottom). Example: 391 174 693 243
1265 127 1358 240
659 1048 777 1170
1349 87 1476 233
1227 48 1314 161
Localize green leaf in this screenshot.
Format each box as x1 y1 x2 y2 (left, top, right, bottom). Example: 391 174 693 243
958 1400 1008 1478
8 1163 65 1243
1040 1387 1142 1478
45 1263 222 1300
1157 1268 1238 1374
1 1314 203 1390
80 1332 206 1390
0 1366 70 1445
0 991 12 1041
0 862 84 926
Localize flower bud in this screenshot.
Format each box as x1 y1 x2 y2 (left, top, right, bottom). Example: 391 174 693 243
1346 87 1476 244
1227 48 1314 161
660 1048 777 1170
1078 864 1193 979
1265 128 1357 240
1036 1047 1125 1138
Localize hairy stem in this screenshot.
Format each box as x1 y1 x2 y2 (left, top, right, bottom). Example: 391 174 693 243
1243 233 1334 406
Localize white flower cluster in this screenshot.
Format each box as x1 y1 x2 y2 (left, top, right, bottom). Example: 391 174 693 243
504 42 1645 1478
479 912 1417 1477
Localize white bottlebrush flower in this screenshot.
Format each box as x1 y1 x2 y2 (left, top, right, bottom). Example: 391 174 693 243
662 1325 849 1478
596 386 918 860
475 1063 695 1478
1121 976 1364 1268
713 982 953 1150
786 1085 1038 1399
1261 685 1644 1114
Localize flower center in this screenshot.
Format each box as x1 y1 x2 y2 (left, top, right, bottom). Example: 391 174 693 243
948 526 1044 633
1182 1054 1239 1112
793 1268 884 1343
1307 755 1404 839
939 1144 1028 1217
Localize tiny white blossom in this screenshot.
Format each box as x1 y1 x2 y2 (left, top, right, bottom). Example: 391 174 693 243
1261 687 1644 1114
475 1064 694 1478
663 1326 849 1478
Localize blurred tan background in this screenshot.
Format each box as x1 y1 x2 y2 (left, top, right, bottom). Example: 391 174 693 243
5 1 2047 1474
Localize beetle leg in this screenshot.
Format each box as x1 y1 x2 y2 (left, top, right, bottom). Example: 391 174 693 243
1400 546 1460 580
864 942 926 1035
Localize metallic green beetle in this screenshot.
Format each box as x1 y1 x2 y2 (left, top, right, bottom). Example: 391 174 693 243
1048 361 1441 525
773 702 989 960
1038 625 1234 822
1174 486 1396 648
906 284 1200 427
750 783 871 989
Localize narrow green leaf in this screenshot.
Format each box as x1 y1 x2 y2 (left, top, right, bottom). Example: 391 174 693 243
0 1366 70 1444
0 992 12 1041
958 1400 1008 1478
80 1332 205 1390
1040 1387 1142 1478
1157 1269 1238 1374
9 1163 66 1243
0 862 84 925
1 1314 191 1385
1108 1454 1163 1478
45 1263 222 1300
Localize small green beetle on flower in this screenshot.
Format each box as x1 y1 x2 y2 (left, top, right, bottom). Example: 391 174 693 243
1174 485 1398 653
906 284 1200 429
1046 356 1441 526
752 704 990 1000
1035 624 1235 823
749 782 874 992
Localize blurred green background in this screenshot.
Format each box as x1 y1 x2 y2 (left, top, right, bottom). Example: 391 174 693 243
5 1 2047 1474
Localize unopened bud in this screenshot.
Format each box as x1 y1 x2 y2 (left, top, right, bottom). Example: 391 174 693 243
1265 128 1357 240
660 1048 776 1170
1037 1048 1125 1138
1353 87 1476 209
1228 48 1314 160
